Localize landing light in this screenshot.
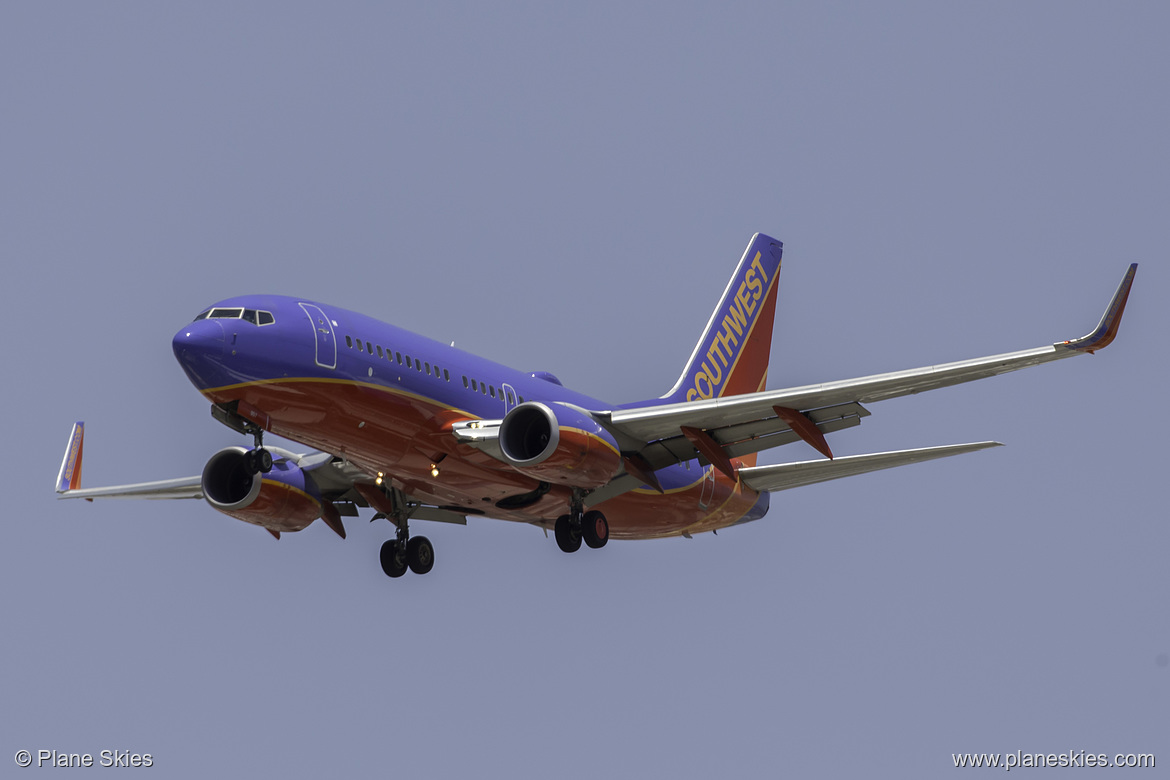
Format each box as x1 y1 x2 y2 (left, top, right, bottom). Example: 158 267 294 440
430 464 440 478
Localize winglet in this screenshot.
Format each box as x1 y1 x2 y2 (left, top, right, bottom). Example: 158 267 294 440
56 422 85 494
1059 264 1137 354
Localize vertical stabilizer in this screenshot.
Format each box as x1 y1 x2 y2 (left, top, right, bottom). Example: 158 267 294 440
662 233 783 404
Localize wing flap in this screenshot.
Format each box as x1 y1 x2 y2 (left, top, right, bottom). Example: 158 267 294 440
739 441 1002 493
411 506 469 525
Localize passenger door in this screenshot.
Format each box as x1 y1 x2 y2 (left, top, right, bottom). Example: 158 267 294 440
298 303 337 369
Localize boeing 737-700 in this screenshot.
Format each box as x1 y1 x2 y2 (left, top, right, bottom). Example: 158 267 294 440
55 234 1137 579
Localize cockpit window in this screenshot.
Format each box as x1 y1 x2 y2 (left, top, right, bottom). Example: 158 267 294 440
197 307 275 325
209 308 244 319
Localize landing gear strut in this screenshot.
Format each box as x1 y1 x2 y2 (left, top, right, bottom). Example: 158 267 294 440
375 486 434 578
554 493 608 553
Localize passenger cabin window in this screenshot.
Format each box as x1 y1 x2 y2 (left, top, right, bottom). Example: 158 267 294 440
395 352 402 364
489 386 496 399
481 383 487 395
345 335 353 348
377 346 384 358
471 379 477 392
506 390 514 404
443 369 450 382
366 342 373 355
405 355 412 369
425 361 431 375
462 376 468 388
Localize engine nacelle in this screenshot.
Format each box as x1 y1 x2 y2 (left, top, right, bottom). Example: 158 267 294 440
201 447 322 533
498 402 621 489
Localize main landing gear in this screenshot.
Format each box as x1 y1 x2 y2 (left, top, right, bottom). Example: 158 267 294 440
242 427 272 475
211 402 272 475
375 487 434 579
554 494 609 554
380 535 434 578
243 446 272 475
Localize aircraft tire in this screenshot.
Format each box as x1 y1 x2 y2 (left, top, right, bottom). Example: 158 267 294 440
582 510 609 549
554 514 581 553
407 536 435 575
380 540 408 578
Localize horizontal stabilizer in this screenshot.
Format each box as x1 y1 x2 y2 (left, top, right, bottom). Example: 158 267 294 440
738 441 1002 493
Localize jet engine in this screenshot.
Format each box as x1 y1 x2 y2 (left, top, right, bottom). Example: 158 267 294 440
201 447 322 533
497 402 621 488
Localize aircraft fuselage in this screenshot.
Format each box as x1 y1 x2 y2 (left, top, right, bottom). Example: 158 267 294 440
172 296 768 539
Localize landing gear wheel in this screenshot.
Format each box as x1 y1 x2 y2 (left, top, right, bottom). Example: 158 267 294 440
554 514 582 553
406 536 435 575
379 540 408 578
244 448 273 475
582 510 609 549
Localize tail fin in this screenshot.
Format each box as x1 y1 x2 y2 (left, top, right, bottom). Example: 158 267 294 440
662 233 783 404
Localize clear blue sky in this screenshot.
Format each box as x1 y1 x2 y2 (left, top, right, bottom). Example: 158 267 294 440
2 3 1165 777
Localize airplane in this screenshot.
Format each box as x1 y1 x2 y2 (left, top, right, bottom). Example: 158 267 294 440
55 234 1137 579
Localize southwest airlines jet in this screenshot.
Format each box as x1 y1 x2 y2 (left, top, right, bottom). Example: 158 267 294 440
55 235 1137 579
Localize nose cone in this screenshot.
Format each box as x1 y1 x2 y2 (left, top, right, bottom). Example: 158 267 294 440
173 320 226 389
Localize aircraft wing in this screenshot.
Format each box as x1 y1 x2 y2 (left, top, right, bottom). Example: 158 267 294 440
57 477 205 501
55 422 467 530
600 264 1136 463
54 423 204 500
